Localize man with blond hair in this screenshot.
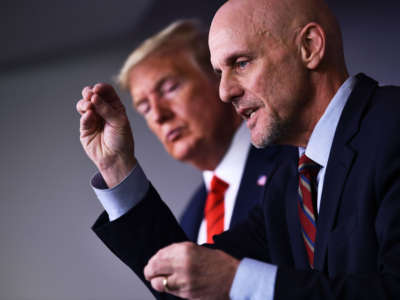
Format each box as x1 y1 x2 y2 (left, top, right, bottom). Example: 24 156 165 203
78 0 400 299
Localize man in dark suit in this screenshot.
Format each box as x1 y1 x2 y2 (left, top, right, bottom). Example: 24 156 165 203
78 0 400 299
78 19 291 247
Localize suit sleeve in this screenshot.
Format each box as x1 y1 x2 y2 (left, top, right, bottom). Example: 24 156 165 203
92 184 187 300
92 182 275 300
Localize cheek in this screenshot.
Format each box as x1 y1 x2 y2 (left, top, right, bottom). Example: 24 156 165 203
147 121 168 146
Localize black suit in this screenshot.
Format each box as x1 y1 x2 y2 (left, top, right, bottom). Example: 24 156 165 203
93 74 400 299
180 145 285 242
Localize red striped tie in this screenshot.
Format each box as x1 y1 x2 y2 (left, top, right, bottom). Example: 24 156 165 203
204 175 229 244
298 154 321 268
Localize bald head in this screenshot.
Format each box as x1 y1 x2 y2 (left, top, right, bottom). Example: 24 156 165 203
210 0 345 71
209 0 349 147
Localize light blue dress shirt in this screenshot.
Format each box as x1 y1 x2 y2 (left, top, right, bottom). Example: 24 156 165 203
229 75 356 300
91 76 357 300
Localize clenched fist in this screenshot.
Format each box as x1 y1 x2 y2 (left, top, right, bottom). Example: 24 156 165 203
76 83 136 187
144 242 239 300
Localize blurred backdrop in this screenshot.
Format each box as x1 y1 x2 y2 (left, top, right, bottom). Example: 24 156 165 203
0 0 399 299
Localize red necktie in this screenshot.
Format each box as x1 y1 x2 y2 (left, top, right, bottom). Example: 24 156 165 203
298 154 321 268
204 175 229 244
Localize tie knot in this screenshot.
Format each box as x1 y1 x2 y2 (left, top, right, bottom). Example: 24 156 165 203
298 154 321 178
210 175 229 194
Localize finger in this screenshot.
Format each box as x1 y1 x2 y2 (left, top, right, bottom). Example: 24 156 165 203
80 110 101 132
82 86 93 100
90 93 124 126
76 98 94 115
144 242 197 280
92 82 116 98
150 276 167 293
92 83 123 110
144 257 174 281
150 275 180 293
144 246 177 280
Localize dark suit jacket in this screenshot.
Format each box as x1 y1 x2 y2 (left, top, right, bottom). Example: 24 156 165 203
180 145 286 242
93 74 400 299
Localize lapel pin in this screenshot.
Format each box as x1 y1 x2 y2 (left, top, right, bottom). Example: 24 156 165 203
257 175 267 186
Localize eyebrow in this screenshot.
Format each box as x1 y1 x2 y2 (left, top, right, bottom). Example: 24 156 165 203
133 74 177 107
213 50 252 74
154 75 175 92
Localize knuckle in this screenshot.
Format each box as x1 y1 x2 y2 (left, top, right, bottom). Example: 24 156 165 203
181 242 195 256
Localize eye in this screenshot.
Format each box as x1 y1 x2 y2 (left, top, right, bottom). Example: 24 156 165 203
136 101 150 116
235 59 249 70
161 79 180 94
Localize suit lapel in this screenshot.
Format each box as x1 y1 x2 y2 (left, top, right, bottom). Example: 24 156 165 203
314 74 378 270
180 184 207 242
230 146 280 227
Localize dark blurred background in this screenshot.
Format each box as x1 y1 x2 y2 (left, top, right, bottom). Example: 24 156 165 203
0 1 399 299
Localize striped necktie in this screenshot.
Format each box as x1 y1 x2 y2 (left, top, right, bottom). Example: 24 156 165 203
298 154 321 268
204 175 229 244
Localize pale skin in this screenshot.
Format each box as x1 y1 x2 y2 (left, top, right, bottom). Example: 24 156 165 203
78 0 349 298
77 83 136 188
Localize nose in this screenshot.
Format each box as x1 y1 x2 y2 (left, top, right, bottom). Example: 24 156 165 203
150 97 173 124
219 72 243 103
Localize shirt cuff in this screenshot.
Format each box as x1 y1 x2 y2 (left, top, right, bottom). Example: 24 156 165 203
91 163 149 221
230 258 277 300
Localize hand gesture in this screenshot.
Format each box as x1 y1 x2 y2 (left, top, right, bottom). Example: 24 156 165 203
77 83 136 187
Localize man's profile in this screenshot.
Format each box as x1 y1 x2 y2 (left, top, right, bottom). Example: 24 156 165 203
77 0 400 299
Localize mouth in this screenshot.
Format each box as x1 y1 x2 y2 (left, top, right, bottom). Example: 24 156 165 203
238 107 259 120
166 127 184 142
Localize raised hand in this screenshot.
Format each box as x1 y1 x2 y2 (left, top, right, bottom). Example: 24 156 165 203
144 242 239 300
77 83 136 187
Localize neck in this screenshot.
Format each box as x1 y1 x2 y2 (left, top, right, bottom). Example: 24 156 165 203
290 70 349 148
190 118 242 171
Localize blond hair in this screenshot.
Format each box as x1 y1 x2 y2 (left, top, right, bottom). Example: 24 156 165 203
117 19 211 90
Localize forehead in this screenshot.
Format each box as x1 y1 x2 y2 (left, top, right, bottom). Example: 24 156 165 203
129 50 196 97
130 50 191 82
209 9 269 65
209 25 263 66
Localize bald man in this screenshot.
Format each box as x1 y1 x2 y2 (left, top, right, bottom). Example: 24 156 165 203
80 0 400 299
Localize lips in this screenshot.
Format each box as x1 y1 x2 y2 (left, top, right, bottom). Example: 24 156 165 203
166 127 184 142
237 106 259 120
236 106 259 130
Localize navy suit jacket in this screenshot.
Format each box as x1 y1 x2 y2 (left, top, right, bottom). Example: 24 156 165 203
93 74 400 299
180 145 285 242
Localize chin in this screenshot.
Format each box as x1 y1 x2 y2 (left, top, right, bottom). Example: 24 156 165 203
251 114 291 148
250 132 268 148
168 144 193 163
250 124 273 148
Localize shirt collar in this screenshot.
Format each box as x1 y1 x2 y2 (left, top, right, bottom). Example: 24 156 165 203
305 76 357 168
203 122 251 190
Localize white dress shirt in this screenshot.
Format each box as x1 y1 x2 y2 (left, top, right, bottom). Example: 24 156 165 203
198 122 250 244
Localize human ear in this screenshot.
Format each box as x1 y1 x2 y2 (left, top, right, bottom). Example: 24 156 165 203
298 22 326 70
